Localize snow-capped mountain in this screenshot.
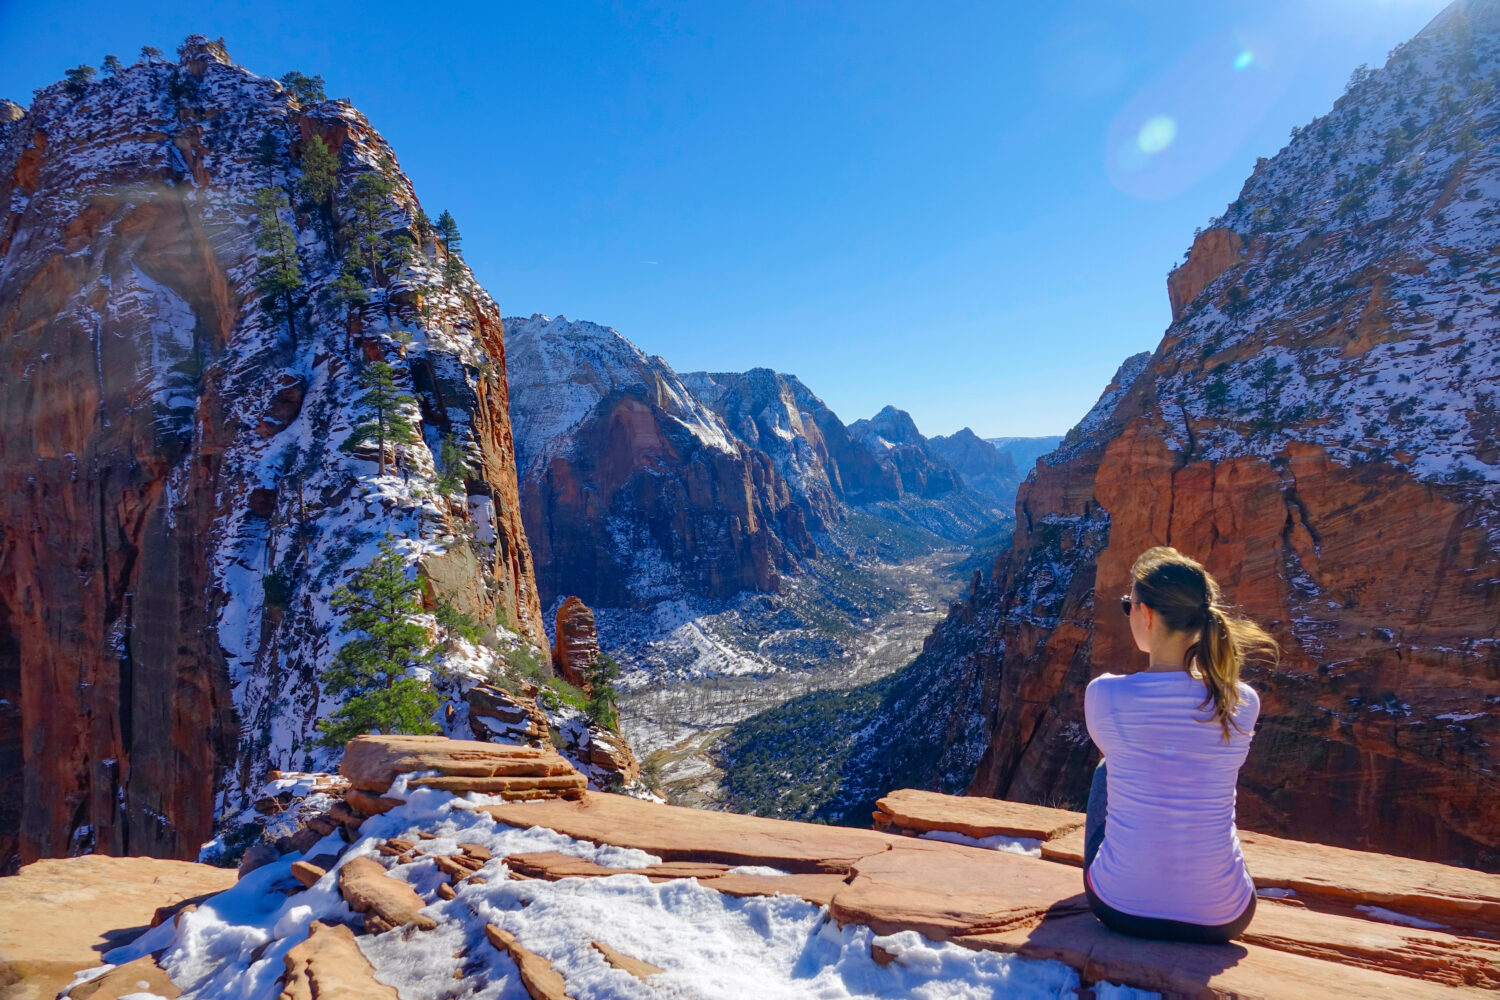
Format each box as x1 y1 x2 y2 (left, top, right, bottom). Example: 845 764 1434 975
505 313 1007 614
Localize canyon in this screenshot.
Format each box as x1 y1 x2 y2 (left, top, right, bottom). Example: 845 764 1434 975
724 0 1500 872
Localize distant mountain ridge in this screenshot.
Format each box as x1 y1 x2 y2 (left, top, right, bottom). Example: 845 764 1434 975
505 313 1007 613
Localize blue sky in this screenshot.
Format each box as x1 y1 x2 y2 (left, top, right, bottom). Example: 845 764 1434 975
1 1 1450 436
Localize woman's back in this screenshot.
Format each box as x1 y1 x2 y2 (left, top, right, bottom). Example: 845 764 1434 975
1084 670 1259 925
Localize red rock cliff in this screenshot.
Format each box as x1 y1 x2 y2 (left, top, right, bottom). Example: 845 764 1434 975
0 37 545 870
829 6 1499 870
964 8 1500 869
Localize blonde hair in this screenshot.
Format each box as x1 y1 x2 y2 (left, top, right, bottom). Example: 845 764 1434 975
1130 546 1279 740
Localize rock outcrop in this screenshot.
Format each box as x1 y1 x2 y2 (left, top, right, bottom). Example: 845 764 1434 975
0 38 545 868
0 854 235 999
550 596 599 687
277 921 400 1000
810 3 1500 870
26 738 1499 999
1167 226 1246 321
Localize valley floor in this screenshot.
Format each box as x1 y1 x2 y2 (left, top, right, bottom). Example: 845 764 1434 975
612 547 969 806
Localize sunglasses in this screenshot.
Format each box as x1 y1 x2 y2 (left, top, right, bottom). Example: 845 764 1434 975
1119 594 1138 618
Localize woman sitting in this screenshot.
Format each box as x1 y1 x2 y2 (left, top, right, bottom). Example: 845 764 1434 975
1083 545 1277 944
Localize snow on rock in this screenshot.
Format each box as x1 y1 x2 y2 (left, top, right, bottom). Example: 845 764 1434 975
0 34 547 866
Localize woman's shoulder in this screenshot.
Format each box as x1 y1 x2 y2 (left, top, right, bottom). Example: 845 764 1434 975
1235 681 1262 719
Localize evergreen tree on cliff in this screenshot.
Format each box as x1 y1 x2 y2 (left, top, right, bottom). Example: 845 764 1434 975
296 135 337 236
251 187 301 338
279 70 327 106
341 361 418 475
345 167 395 285
435 209 465 288
316 540 439 747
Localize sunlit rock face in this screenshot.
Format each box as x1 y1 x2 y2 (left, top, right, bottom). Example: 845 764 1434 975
845 1 1500 870
0 37 545 869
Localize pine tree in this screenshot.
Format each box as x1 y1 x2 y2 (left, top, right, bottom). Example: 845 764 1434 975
297 135 338 219
279 71 327 106
254 128 280 169
63 65 96 97
102 54 123 77
434 210 465 288
434 433 468 496
341 361 418 475
330 256 370 344
315 539 439 748
412 207 432 246
345 169 395 282
252 187 301 338
584 654 622 732
140 45 162 64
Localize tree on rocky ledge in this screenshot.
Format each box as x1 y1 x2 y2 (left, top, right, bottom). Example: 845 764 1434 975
251 187 302 339
316 539 439 747
280 70 327 106
341 360 418 476
435 209 465 288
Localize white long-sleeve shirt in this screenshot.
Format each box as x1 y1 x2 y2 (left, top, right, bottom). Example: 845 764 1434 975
1084 670 1259 925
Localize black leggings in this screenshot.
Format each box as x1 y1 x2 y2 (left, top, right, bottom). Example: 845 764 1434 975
1083 760 1256 944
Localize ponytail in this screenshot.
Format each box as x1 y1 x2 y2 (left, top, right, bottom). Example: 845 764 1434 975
1130 546 1280 740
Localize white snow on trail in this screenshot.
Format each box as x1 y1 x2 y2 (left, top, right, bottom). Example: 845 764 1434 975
91 785 1155 999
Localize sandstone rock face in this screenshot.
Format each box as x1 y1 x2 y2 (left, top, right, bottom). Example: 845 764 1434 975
925 428 1022 504
0 39 545 867
1167 226 1245 321
505 316 1005 611
551 596 599 687
845 8 1500 871
505 315 809 608
0 854 235 999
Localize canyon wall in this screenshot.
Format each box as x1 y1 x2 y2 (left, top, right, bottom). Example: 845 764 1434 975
0 38 544 869
775 0 1499 869
968 3 1500 869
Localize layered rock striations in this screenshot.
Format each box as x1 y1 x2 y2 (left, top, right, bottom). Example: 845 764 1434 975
504 314 812 609
733 1 1500 869
0 38 546 869
506 314 1006 613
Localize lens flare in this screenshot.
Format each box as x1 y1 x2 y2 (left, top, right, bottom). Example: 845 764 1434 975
1136 115 1178 155
1233 50 1255 71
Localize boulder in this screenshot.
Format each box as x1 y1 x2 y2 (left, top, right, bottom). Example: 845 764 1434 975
338 734 577 794
585 729 641 786
335 857 437 931
277 920 400 1000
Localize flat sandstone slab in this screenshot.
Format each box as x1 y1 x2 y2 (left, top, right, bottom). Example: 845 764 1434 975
483 792 900 874
0 855 236 1000
339 734 575 793
487 789 1493 998
881 790 1500 932
875 788 1085 840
